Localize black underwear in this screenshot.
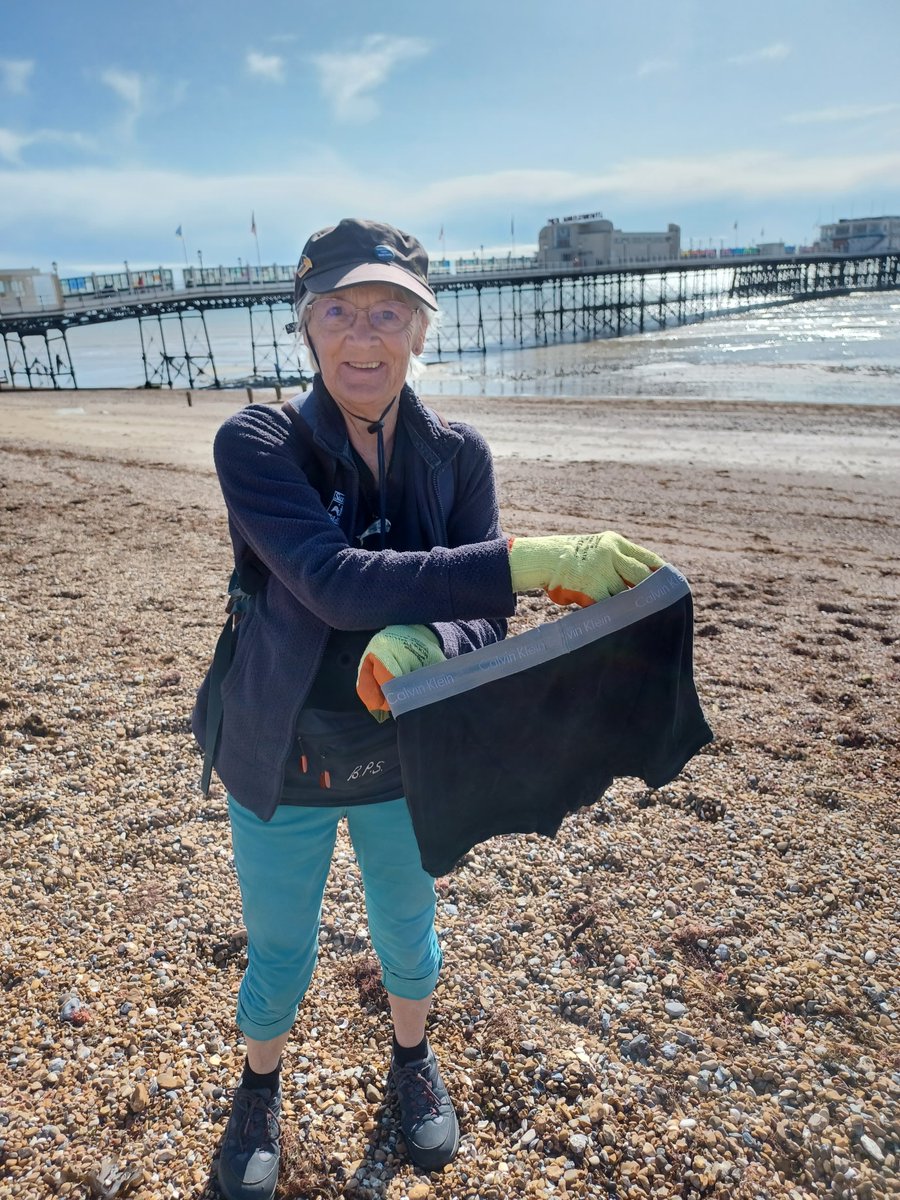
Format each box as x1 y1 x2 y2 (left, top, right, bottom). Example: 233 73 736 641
383 566 714 877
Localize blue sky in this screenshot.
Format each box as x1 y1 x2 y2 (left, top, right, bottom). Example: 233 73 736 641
1 0 898 277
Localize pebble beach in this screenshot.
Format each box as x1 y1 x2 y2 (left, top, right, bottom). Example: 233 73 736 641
0 387 898 1200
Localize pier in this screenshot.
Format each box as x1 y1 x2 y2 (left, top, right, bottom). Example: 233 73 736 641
1 252 898 390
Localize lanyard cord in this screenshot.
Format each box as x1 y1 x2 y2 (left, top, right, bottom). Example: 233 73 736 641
302 342 397 550
342 395 397 550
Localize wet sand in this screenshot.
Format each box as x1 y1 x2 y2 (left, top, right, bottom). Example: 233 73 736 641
0 389 898 1199
2 387 898 478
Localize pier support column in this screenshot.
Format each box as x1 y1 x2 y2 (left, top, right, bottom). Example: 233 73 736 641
199 309 221 387
158 315 174 387
138 316 152 386
139 308 218 388
248 301 295 383
176 312 195 387
44 328 77 388
2 332 40 388
475 286 486 353
1 333 16 387
267 304 283 383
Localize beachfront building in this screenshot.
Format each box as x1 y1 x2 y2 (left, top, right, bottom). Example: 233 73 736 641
818 215 900 255
0 268 62 314
537 213 681 269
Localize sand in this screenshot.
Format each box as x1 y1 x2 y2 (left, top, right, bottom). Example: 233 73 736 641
2 387 898 478
0 388 898 1199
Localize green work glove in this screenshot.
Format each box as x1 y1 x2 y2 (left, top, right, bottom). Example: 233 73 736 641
508 531 664 607
356 624 446 722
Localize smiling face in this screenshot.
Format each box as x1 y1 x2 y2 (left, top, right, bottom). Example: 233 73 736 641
304 282 427 420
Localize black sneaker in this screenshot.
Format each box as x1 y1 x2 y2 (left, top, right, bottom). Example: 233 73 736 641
391 1046 460 1171
217 1083 282 1200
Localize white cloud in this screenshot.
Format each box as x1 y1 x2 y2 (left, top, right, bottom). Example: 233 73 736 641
95 68 186 140
402 151 900 213
0 163 367 235
0 129 29 163
100 67 143 110
246 51 285 83
785 102 900 125
728 42 790 66
0 58 34 94
310 34 431 121
0 127 98 165
99 68 147 138
636 58 674 78
2 149 899 252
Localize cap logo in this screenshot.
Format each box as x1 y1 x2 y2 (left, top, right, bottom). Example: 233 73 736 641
295 254 313 280
374 244 395 261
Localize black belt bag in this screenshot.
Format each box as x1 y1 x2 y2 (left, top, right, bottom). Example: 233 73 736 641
283 708 404 804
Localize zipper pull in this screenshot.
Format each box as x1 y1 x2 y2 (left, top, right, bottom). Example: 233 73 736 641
319 769 331 789
298 739 308 773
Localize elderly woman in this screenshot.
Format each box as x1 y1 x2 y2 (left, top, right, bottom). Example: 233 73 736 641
193 217 662 1200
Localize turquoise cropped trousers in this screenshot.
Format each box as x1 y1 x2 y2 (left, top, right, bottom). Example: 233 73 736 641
227 795 442 1041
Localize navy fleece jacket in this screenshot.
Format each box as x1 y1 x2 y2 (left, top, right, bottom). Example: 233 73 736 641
191 379 516 819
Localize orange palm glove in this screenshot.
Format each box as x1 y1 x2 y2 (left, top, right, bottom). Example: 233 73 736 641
356 624 445 722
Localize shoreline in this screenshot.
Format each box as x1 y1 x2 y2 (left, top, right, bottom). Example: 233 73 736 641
2 387 899 481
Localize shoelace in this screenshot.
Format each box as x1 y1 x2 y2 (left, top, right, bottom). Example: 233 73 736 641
394 1064 443 1122
226 1087 281 1147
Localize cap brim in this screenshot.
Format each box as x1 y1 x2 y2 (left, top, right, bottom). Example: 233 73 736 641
303 262 439 310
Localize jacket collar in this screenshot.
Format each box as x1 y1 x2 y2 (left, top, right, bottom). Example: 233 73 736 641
294 375 462 468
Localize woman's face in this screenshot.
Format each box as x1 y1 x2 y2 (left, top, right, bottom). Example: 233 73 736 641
305 283 427 420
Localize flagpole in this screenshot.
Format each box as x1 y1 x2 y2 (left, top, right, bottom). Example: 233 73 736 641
251 212 262 271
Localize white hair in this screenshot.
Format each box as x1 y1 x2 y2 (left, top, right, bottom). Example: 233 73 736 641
293 282 438 381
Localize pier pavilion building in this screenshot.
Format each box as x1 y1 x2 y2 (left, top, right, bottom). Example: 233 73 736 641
537 213 681 269
0 268 61 315
819 215 900 255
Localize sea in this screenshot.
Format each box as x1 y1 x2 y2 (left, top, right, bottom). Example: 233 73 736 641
47 289 900 405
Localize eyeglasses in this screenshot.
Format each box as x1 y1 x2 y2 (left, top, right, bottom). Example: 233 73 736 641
308 297 419 334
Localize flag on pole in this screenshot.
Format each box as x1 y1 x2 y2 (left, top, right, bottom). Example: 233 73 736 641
175 225 188 266
251 211 262 268
438 224 444 241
